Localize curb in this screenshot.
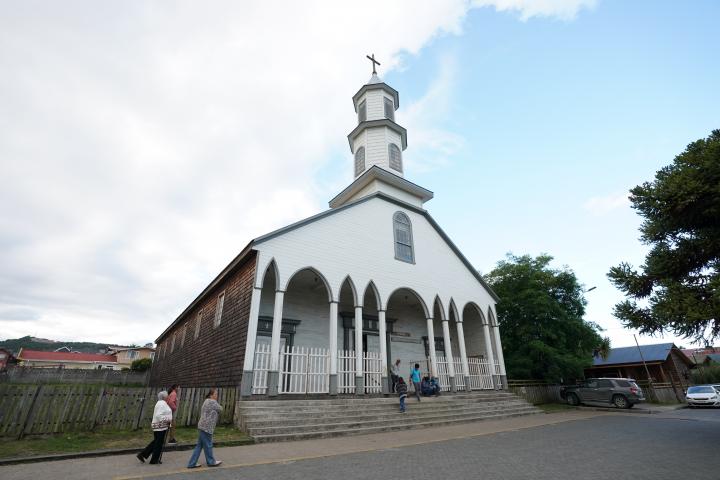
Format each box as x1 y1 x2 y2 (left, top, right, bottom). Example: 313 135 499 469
573 403 686 414
0 438 254 467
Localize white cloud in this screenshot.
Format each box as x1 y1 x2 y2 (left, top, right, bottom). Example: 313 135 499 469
583 192 631 215
0 1 595 344
473 0 597 21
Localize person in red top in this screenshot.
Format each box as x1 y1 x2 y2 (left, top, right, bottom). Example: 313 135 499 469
166 384 179 444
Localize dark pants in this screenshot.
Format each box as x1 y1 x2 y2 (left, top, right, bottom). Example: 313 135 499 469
140 430 167 464
399 395 406 412
390 374 399 393
412 381 421 401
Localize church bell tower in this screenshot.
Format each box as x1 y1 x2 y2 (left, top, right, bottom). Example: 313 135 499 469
329 55 432 210
347 55 407 178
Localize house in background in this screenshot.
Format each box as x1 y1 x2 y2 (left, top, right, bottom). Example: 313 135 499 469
681 346 720 365
17 349 119 370
0 348 17 371
108 345 155 369
585 342 692 398
702 353 720 366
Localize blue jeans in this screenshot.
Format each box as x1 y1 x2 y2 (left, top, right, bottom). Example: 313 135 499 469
187 430 216 466
399 396 406 412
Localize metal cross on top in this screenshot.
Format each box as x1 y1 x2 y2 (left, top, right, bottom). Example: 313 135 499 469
366 54 381 75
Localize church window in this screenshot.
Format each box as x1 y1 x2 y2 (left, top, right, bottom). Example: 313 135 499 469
388 144 402 172
170 334 176 353
214 291 225 327
393 211 414 263
384 97 394 121
194 311 202 339
358 100 366 122
180 326 186 348
354 147 365 177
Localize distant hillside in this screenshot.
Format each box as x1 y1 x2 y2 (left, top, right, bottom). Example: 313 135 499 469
0 336 125 356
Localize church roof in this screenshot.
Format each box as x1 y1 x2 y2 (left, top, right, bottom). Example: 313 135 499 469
352 82 399 112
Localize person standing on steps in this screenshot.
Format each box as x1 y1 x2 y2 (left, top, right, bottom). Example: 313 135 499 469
187 388 224 468
409 363 422 402
390 359 401 393
166 384 179 444
137 391 172 465
397 377 408 413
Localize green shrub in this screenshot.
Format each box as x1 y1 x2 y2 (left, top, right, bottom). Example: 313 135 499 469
130 358 152 372
690 365 720 385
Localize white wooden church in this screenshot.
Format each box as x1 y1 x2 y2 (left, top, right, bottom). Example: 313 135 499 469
151 61 508 398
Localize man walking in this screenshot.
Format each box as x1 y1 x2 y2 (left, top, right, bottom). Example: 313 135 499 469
409 363 422 402
390 359 401 393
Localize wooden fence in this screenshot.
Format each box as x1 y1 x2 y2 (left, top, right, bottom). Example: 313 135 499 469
0 366 149 386
0 384 238 438
507 381 563 404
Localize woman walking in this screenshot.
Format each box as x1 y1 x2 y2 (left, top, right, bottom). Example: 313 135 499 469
137 391 173 465
166 384 179 444
187 388 224 468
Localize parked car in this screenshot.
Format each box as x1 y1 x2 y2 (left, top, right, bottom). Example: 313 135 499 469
685 385 720 407
560 378 645 409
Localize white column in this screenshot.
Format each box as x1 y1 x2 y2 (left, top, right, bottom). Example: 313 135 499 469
378 309 388 394
426 317 438 377
270 290 285 371
329 301 338 374
482 321 497 389
492 324 507 388
355 305 364 394
267 289 285 397
441 319 456 390
329 301 338 395
455 320 470 378
240 286 262 396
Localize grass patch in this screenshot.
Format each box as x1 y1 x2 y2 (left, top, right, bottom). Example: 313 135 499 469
536 403 576 413
0 426 248 460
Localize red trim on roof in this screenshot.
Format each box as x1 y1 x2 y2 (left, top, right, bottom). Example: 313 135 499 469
18 349 117 362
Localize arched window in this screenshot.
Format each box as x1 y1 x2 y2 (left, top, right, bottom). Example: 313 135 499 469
393 211 414 263
384 97 394 121
388 143 402 172
354 147 365 177
358 100 367 123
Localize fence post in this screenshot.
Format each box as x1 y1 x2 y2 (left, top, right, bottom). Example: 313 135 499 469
134 394 147 431
17 385 43 440
91 388 107 431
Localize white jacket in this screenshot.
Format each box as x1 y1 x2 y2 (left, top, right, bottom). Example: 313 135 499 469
151 400 173 431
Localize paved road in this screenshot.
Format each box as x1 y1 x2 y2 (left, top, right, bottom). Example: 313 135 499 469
135 408 720 480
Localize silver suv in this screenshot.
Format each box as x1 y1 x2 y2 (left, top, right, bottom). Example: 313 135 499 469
561 378 646 409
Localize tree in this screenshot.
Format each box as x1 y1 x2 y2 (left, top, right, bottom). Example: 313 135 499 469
608 130 720 343
485 254 608 381
131 357 152 372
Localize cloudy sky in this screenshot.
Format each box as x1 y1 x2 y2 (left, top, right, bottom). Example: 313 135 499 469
1 0 718 349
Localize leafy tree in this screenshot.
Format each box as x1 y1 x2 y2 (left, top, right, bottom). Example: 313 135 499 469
485 254 608 381
608 130 720 342
131 358 152 372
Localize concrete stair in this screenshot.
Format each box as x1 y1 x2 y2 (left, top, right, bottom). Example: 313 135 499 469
236 392 543 443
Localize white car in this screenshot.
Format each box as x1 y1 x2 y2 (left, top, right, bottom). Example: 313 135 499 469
686 385 720 407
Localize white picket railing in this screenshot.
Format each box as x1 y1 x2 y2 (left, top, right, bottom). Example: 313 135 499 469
453 356 466 391
363 351 383 394
467 357 494 390
493 359 503 388
337 349 355 394
252 343 271 394
279 346 329 394
434 354 452 392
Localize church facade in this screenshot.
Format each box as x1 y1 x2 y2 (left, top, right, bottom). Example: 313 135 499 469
150 71 508 396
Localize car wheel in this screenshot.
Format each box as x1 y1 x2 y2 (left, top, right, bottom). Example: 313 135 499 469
613 395 629 409
566 393 580 406
627 403 634 409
